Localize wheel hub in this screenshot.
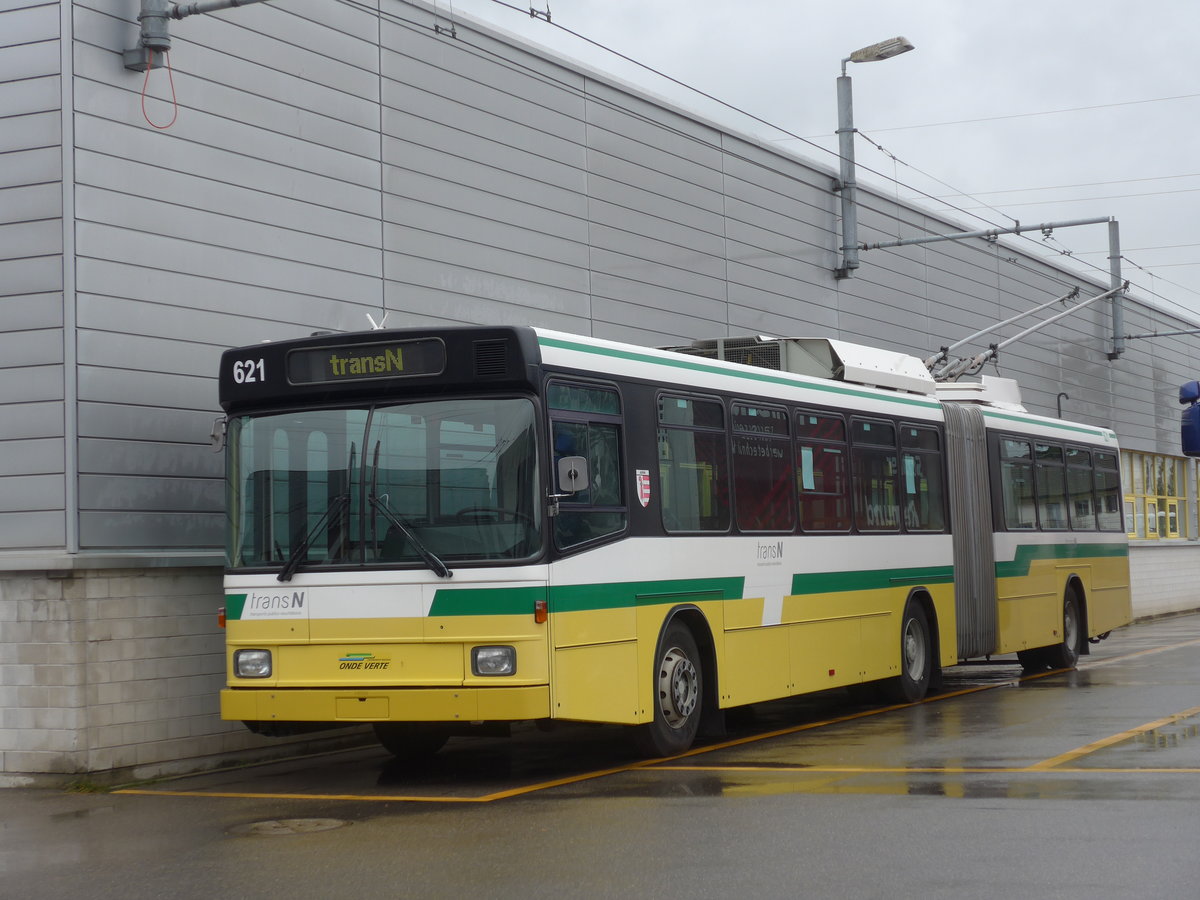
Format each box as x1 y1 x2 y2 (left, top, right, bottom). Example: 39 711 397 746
658 647 699 728
903 619 927 681
1064 600 1079 649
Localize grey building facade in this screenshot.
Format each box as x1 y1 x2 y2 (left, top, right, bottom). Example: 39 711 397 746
2 0 1198 780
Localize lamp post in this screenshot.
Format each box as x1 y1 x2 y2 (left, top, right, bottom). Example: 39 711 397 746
835 36 915 279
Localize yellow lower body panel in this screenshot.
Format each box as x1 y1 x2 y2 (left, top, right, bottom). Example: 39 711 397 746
221 685 550 724
551 641 641 724
724 626 790 705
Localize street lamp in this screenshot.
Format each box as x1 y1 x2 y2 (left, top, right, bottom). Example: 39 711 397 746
835 36 915 279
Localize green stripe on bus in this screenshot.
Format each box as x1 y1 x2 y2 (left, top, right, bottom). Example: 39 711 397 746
549 577 746 613
428 577 746 617
790 565 955 595
980 409 1114 439
428 586 547 617
995 542 1129 578
225 594 247 620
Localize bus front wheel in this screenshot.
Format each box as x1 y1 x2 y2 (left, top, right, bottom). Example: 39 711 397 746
632 621 703 758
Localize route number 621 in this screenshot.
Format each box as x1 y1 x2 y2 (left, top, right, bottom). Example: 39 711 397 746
232 358 266 384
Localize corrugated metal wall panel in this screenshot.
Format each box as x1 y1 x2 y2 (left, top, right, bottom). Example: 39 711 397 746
0 400 64 450
0 74 58 117
0 0 64 551
77 511 222 547
0 512 64 546
0 438 63 477
1 3 57 43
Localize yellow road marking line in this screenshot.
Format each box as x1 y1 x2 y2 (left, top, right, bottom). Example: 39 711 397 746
1027 704 1200 770
653 764 1200 775
115 789 486 803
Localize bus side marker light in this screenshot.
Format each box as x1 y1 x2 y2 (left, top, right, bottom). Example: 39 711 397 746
472 646 516 676
534 599 548 624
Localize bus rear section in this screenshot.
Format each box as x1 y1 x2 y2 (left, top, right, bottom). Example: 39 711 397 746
941 395 1131 670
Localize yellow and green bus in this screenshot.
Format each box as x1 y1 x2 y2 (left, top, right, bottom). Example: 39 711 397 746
217 326 1130 758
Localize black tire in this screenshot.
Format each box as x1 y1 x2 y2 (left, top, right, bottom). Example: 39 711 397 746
632 621 703 757
373 723 450 760
1041 590 1082 670
882 601 933 704
1017 647 1049 672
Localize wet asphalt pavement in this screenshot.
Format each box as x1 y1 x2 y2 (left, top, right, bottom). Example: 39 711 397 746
4 613 1200 899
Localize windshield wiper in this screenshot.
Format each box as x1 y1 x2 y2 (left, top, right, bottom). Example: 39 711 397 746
368 493 452 579
277 493 351 583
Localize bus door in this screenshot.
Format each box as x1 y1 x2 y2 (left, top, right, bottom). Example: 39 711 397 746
544 381 640 725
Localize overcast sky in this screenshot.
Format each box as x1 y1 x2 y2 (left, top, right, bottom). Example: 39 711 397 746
439 0 1200 325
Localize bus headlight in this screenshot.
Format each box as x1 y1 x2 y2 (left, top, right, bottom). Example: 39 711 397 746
472 646 516 676
234 649 273 678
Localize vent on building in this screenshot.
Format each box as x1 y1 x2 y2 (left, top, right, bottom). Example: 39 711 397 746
473 340 509 377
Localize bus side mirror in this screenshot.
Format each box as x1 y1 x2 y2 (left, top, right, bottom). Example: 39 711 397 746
557 456 589 494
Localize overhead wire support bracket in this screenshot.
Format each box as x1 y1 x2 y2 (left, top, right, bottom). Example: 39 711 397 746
1124 327 1200 341
860 216 1113 253
124 0 275 71
858 215 1126 361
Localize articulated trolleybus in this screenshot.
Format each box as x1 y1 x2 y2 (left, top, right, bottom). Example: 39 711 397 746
218 326 1131 758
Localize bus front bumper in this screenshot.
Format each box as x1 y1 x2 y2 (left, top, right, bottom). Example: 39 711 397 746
221 685 551 724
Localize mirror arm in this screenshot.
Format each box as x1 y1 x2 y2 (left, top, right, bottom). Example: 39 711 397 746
546 492 573 517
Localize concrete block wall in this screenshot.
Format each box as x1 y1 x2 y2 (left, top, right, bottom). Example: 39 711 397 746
0 566 361 784
1128 545 1200 621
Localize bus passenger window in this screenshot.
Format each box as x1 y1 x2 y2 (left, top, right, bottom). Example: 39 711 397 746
999 438 1035 530
1094 451 1123 532
795 411 850 532
658 395 730 532
732 402 795 532
900 424 946 532
1066 447 1097 530
851 419 899 532
1036 443 1068 530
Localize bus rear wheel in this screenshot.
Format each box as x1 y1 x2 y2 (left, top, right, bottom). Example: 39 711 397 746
1042 590 1082 670
374 723 450 760
1018 590 1082 672
882 601 932 704
632 622 703 758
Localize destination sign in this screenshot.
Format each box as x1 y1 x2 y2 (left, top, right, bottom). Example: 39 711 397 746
286 338 445 384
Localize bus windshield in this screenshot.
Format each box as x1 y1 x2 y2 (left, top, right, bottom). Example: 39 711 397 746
226 398 541 572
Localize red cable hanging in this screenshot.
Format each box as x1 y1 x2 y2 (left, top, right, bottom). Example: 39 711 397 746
140 49 179 130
